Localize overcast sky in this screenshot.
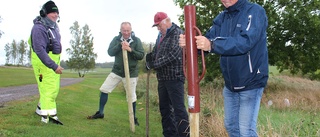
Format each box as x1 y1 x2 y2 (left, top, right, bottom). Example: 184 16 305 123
0 0 183 65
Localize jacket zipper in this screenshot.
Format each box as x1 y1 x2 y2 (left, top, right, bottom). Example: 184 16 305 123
248 51 253 73
246 15 252 31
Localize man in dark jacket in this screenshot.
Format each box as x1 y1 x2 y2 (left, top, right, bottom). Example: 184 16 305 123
87 22 144 126
146 12 189 137
179 0 268 136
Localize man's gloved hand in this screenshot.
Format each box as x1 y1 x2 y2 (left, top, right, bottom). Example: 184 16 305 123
145 61 154 70
146 53 152 62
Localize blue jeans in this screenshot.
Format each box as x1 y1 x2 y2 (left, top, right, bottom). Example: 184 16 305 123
223 87 264 137
158 80 189 137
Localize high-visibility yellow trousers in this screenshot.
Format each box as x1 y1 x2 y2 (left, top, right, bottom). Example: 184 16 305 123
31 50 60 116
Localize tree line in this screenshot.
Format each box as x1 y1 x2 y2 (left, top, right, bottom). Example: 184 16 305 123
4 40 30 66
1 19 149 77
2 0 320 80
2 21 98 77
0 16 3 39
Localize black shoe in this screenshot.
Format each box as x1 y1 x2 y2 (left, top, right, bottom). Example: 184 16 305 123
49 116 63 125
134 118 139 126
87 111 104 119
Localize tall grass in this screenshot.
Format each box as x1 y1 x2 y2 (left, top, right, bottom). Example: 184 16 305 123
196 74 320 136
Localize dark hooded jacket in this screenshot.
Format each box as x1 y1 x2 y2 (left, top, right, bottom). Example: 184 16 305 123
108 32 144 77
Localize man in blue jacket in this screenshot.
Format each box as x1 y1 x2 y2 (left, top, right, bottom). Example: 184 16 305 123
179 0 268 136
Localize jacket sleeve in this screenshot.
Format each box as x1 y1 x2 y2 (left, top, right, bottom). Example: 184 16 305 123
210 6 268 56
129 37 145 60
108 37 122 57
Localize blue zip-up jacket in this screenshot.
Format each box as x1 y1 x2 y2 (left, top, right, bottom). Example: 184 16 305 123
205 0 268 92
30 16 62 71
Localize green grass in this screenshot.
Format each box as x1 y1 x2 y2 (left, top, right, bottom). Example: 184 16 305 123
1 66 320 136
0 66 80 87
0 67 35 87
258 107 319 136
0 67 163 137
269 66 279 76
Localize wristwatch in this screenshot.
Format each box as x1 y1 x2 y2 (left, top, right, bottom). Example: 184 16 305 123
209 39 214 51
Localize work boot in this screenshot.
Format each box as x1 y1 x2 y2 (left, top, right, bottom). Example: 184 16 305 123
132 102 139 126
134 117 139 126
87 111 104 119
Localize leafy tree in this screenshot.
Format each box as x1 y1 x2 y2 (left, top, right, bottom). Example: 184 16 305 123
266 0 320 80
0 16 3 39
4 39 30 66
174 0 320 81
18 40 28 66
4 43 10 64
66 21 97 77
11 40 18 65
80 24 96 75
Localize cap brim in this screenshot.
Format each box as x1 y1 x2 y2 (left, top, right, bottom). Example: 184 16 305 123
152 22 161 27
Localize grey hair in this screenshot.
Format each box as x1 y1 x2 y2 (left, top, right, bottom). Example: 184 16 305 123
161 17 170 25
120 22 132 29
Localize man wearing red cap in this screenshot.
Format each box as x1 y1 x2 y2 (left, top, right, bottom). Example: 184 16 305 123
146 12 190 137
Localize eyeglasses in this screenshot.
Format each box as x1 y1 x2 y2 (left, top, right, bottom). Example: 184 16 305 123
121 29 131 33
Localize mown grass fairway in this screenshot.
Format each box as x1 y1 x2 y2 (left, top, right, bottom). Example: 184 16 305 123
0 66 319 136
0 66 163 137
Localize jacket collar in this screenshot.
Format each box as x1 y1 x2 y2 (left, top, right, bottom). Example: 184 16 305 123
121 36 133 44
225 0 247 12
117 31 135 43
164 22 178 37
33 16 57 29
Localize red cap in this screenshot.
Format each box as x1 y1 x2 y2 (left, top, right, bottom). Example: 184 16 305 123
152 12 168 27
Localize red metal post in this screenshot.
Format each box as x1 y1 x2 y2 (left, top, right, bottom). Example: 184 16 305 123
184 5 200 113
184 5 206 137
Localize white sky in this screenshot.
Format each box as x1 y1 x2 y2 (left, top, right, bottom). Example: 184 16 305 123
0 0 183 65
